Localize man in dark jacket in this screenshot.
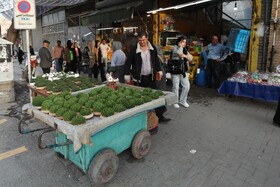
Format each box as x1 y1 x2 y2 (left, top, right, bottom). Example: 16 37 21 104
125 32 170 123
39 40 52 74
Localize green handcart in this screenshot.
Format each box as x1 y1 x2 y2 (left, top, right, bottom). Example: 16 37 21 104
20 85 176 185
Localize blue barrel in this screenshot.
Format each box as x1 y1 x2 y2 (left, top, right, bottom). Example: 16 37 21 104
196 68 207 86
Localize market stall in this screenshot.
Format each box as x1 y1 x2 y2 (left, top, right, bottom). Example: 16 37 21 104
19 82 177 185
218 71 280 102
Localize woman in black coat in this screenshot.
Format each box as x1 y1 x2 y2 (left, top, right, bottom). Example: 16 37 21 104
18 47 24 65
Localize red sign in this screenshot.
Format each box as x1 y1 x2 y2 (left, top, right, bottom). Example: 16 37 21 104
18 1 31 13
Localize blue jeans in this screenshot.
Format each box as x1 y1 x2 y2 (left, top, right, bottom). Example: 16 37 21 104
55 58 63 72
172 73 190 103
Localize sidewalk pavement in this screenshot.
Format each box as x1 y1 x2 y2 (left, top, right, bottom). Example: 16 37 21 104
0 60 279 187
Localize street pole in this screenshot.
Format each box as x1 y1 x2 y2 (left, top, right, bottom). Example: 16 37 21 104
26 29 32 103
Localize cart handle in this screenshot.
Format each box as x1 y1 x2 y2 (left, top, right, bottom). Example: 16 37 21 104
38 128 73 149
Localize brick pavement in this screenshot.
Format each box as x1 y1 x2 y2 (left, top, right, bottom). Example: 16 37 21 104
1 61 280 187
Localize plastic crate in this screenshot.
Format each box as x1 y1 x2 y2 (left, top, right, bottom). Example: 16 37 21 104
226 29 250 54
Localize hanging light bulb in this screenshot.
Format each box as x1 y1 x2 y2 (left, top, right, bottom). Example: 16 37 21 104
234 2 238 11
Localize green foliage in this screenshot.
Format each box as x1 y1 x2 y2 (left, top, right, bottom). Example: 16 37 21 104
77 93 89 99
52 85 62 93
53 97 64 102
32 96 46 107
46 94 56 101
65 94 75 101
63 111 77 121
70 103 82 112
117 85 126 92
93 102 105 112
71 114 86 125
100 92 110 99
63 101 74 109
108 94 118 101
89 89 100 96
84 101 94 109
45 84 54 92
35 76 49 87
113 104 126 113
105 100 115 108
78 97 88 106
143 88 153 93
101 108 114 117
60 91 71 98
80 108 92 116
116 98 126 104
143 96 153 103
68 97 78 103
151 93 159 99
55 108 68 117
133 92 142 98
124 99 135 109
134 98 145 106
49 105 60 113
41 100 53 110
154 90 164 96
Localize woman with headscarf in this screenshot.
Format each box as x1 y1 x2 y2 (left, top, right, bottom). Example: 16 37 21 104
109 41 126 83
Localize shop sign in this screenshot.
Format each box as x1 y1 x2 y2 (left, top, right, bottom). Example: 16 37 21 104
13 0 36 29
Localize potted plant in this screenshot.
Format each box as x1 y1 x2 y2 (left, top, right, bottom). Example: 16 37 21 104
151 93 160 100
113 104 126 113
49 105 60 116
105 100 115 108
55 107 68 120
70 103 82 113
89 89 100 97
154 90 164 97
116 98 126 104
65 94 75 101
63 100 75 109
134 98 145 106
77 93 89 99
143 96 153 103
52 86 62 95
78 97 88 106
35 77 49 90
101 108 114 118
80 107 93 119
41 100 53 113
84 101 94 110
92 102 105 116
32 95 46 109
45 83 54 94
71 114 86 125
68 97 78 103
124 99 136 109
63 111 77 122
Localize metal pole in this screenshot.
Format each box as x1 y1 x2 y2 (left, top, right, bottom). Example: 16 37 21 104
26 29 32 103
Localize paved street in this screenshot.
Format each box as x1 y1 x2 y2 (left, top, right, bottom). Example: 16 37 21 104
0 62 279 187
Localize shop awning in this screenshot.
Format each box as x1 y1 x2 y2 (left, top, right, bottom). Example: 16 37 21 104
81 1 143 26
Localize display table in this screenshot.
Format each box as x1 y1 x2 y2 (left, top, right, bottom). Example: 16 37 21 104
218 80 280 103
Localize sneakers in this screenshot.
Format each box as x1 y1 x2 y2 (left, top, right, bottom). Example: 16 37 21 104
179 102 189 108
173 104 180 108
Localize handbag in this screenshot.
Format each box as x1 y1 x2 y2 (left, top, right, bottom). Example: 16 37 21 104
167 59 184 74
81 60 90 66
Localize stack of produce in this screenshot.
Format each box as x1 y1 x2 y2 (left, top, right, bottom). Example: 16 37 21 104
31 86 164 125
34 74 99 94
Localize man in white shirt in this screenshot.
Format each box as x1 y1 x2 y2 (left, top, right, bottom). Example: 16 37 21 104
99 39 110 72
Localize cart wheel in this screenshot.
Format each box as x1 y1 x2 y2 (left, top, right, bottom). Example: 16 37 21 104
88 149 119 185
132 130 152 159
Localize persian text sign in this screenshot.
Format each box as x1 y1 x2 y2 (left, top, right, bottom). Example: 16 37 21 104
14 0 36 29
